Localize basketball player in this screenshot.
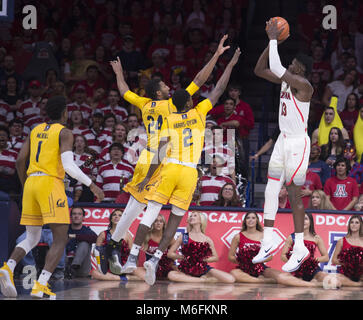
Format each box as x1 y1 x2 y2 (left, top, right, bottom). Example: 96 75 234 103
121 48 241 285
252 18 314 272
107 35 230 274
0 96 104 299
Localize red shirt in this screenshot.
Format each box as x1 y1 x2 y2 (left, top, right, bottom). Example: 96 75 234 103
324 176 359 210
217 113 244 142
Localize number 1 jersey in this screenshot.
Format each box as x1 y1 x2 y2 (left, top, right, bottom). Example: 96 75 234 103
27 123 65 179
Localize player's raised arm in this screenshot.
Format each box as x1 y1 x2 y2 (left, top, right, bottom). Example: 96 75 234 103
208 48 241 106
254 44 282 84
110 57 130 96
192 34 230 88
266 19 313 100
59 128 104 202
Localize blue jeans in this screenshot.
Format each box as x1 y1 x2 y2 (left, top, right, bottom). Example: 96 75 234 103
16 229 65 269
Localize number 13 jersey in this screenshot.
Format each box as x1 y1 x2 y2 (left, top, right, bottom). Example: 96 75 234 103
279 81 310 136
27 123 65 179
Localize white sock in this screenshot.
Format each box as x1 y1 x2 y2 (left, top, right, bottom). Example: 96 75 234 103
263 227 274 242
294 233 305 249
153 249 163 260
6 259 17 273
38 269 52 286
111 196 146 242
130 244 141 257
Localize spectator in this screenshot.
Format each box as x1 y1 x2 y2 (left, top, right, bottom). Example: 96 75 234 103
65 207 98 279
334 54 363 80
116 35 145 87
41 68 59 98
68 110 89 136
72 135 98 203
199 157 235 206
2 76 24 113
88 87 107 112
311 44 332 82
66 84 93 125
344 141 363 187
99 122 130 163
186 0 206 31
16 80 42 127
8 119 26 154
168 43 195 79
324 157 359 210
312 103 349 146
308 72 326 130
0 100 14 127
64 43 97 85
301 170 322 209
0 55 24 94
212 182 241 207
25 96 50 132
55 38 72 73
53 81 67 99
97 113 116 149
143 51 170 85
308 143 331 185
297 0 321 50
354 194 363 211
322 69 357 112
147 27 173 61
99 89 128 123
353 105 363 162
330 34 355 73
320 127 346 168
278 185 291 209
340 93 359 139
75 65 107 101
308 189 335 210
96 143 134 202
0 126 19 195
185 28 209 70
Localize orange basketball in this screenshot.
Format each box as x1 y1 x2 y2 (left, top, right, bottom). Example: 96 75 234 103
266 17 290 41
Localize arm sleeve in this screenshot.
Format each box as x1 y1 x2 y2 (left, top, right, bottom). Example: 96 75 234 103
269 40 287 79
123 90 151 110
61 151 92 187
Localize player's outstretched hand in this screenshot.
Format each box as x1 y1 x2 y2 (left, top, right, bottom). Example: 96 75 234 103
229 47 241 66
90 183 105 202
265 18 283 41
216 34 230 56
109 57 123 75
136 177 150 193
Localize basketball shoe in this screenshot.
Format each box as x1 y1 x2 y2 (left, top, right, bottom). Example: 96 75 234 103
282 245 310 273
252 239 279 264
143 256 159 286
0 262 17 298
120 253 138 274
30 281 56 300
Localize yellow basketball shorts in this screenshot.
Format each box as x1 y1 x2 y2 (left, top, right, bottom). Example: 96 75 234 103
20 175 70 226
146 162 198 211
123 148 163 204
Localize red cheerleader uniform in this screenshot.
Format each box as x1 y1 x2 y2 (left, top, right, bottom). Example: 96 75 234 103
337 237 363 282
235 232 266 277
145 238 174 279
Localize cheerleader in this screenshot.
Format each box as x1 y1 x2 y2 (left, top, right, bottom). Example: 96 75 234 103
91 209 143 281
331 214 363 286
280 213 339 287
228 212 320 286
141 214 176 280
167 211 235 283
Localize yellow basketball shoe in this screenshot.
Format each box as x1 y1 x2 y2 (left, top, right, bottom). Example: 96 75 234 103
0 262 17 298
31 281 56 300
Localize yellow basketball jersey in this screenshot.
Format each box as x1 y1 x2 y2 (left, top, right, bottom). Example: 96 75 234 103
123 82 199 151
161 99 213 165
27 123 65 179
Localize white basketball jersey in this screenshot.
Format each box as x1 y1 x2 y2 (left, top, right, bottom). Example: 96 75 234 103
278 81 310 135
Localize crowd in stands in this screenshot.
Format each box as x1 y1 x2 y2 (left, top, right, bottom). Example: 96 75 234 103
0 0 362 211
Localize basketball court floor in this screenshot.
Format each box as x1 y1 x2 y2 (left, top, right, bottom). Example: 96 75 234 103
1 278 362 300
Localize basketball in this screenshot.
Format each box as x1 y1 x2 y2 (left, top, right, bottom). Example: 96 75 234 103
266 16 290 41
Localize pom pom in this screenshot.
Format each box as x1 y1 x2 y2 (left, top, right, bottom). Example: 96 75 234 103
338 247 363 282
120 239 130 266
178 241 212 277
286 242 319 278
156 250 174 279
236 244 265 277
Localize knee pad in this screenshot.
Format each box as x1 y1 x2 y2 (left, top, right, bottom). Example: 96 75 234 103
171 205 186 217
263 178 284 221
140 201 163 228
16 226 42 254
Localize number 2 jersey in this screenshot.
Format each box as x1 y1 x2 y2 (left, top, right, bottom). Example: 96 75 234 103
123 82 199 151
279 81 310 136
27 123 65 179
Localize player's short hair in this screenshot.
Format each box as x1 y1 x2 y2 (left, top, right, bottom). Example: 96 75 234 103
145 79 162 100
172 89 191 112
45 95 66 120
333 156 351 175
295 53 313 77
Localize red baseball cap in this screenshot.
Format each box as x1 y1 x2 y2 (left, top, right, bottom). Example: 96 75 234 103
29 80 41 88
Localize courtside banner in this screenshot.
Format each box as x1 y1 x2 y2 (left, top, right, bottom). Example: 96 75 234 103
81 206 358 272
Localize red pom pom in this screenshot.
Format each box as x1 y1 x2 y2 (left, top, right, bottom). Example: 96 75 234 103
120 239 130 265
338 247 363 281
156 250 174 279
236 244 265 277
